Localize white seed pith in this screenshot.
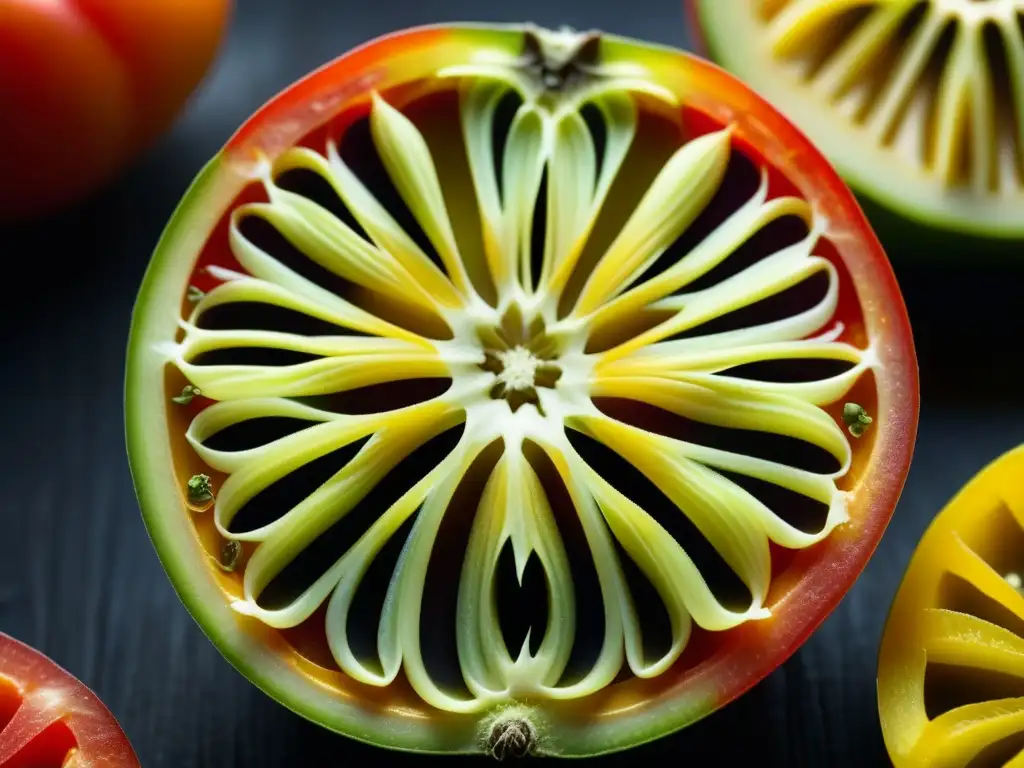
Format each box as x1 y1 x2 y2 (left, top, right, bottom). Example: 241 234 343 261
497 348 542 391
168 26 875 714
761 0 1024 193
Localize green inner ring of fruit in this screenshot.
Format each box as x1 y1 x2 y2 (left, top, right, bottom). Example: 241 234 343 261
758 0 1024 194
166 28 876 715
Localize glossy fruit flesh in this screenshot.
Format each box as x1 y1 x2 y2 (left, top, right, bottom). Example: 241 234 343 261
690 0 1024 239
126 23 918 756
878 445 1024 768
0 633 139 767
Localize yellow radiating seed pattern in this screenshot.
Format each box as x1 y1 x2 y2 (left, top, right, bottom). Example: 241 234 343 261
762 0 1024 191
167 29 873 713
879 446 1024 768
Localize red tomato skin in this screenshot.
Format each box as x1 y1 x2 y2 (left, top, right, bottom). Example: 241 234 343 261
0 633 140 767
0 0 231 222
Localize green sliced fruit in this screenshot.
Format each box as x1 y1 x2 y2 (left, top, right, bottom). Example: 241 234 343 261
689 0 1024 241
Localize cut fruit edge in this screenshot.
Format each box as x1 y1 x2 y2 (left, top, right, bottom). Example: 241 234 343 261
878 444 1024 768
689 0 1024 240
0 632 140 767
125 21 919 756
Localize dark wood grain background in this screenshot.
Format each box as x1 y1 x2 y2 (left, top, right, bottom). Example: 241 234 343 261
2 0 1023 765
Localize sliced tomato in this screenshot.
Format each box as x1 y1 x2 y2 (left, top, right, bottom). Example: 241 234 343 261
126 22 919 756
0 633 139 767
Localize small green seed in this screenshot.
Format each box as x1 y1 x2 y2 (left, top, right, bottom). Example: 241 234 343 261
187 473 214 505
842 402 873 438
219 540 242 572
186 285 206 303
171 384 202 405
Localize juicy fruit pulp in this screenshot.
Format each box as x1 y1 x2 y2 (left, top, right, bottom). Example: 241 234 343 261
127 23 918 755
879 445 1024 768
0 633 140 767
690 0 1024 239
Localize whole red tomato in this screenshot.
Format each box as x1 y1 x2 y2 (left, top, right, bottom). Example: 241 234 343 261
0 0 231 221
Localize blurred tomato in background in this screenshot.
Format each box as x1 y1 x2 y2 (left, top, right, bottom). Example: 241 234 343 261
0 0 231 222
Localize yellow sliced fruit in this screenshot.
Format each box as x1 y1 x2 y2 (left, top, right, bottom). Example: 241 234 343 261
879 444 1024 767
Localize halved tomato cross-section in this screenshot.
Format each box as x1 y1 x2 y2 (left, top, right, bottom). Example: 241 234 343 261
125 22 919 757
0 633 139 767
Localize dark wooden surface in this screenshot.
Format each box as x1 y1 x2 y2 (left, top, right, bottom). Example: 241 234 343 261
2 1 1023 765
